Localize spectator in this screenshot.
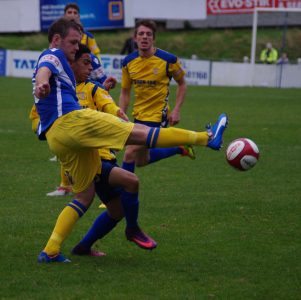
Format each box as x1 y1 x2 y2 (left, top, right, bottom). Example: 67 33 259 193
260 42 278 64
243 56 249 63
277 52 289 65
120 34 138 55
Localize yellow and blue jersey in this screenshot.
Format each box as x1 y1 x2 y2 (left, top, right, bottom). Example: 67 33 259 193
90 54 107 85
121 48 185 123
76 81 120 160
81 31 101 58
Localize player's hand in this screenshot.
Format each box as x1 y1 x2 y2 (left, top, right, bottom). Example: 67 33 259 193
35 83 50 99
104 76 117 91
117 109 129 122
168 110 180 126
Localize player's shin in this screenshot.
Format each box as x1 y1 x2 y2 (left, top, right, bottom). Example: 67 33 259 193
147 127 209 148
75 211 119 252
43 200 87 255
121 190 139 228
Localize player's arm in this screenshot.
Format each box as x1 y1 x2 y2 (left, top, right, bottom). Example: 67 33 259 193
103 102 129 122
34 67 51 99
169 76 187 126
119 64 132 114
119 87 131 114
94 86 129 121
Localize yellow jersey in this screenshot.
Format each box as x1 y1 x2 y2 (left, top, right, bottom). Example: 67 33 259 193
81 31 101 59
121 48 185 123
76 81 120 160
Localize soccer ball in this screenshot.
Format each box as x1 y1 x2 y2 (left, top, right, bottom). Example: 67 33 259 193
226 138 260 171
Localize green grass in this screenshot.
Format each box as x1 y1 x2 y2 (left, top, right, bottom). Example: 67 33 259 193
0 77 300 299
0 27 301 62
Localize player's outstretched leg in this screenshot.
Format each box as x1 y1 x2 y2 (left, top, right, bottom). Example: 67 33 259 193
136 113 228 149
206 113 228 150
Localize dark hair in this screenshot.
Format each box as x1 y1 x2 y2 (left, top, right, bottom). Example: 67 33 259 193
75 44 91 61
64 2 80 14
48 17 83 43
134 19 157 39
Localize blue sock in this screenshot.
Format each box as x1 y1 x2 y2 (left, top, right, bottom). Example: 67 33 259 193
149 147 181 164
79 211 118 249
121 190 139 228
122 161 135 173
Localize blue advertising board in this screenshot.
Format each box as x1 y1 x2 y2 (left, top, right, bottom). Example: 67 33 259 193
40 0 124 31
0 49 6 76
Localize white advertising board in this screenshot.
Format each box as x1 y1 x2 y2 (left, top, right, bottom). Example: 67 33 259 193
6 50 40 78
4 50 301 88
4 50 211 86
180 59 210 86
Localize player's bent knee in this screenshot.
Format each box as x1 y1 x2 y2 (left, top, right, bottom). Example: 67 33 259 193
74 183 96 208
124 172 139 192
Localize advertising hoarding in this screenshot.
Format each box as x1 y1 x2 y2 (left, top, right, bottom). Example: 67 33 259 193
40 0 124 31
4 50 211 86
207 0 301 14
0 49 7 77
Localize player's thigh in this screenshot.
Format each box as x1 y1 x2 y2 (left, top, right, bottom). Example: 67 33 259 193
55 109 135 150
108 166 139 192
64 148 100 194
80 109 134 150
94 161 122 204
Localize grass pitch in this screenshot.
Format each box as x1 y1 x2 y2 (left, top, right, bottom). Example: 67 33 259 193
0 77 300 299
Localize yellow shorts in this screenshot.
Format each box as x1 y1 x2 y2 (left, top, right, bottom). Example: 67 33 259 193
46 109 134 193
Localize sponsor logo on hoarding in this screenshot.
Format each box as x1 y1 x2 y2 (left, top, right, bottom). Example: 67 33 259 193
207 0 301 14
13 58 37 70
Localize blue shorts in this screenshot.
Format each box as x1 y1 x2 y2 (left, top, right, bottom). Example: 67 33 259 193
134 118 168 128
94 160 123 204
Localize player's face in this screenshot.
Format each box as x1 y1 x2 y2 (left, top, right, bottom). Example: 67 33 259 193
72 53 92 82
65 8 80 22
59 28 81 62
135 25 154 52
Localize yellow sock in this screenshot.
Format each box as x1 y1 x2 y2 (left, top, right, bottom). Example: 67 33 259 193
155 127 209 147
43 205 81 256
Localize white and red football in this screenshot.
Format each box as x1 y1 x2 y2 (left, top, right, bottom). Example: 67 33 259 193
226 138 260 171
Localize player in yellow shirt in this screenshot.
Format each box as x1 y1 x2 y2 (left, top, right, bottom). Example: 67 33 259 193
120 19 194 174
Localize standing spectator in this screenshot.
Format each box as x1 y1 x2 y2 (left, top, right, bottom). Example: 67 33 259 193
120 33 138 54
277 52 289 65
260 42 278 64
